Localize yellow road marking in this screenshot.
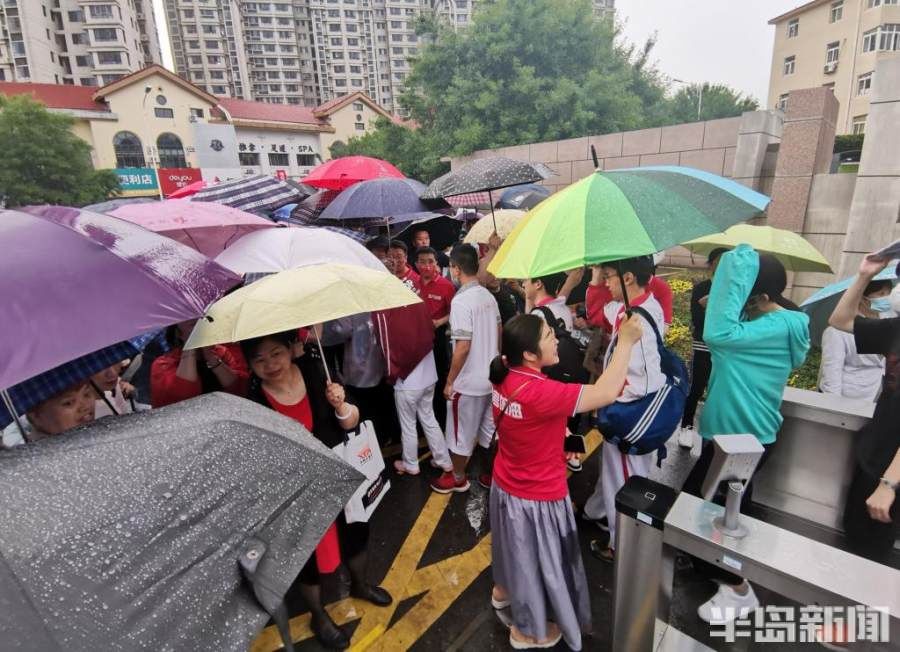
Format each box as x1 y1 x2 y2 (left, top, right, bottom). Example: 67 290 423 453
250 429 603 651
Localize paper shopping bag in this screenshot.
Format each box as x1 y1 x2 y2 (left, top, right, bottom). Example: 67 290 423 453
332 420 390 523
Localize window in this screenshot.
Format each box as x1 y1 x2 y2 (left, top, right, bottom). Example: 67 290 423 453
210 70 224 79
205 40 220 49
852 116 866 135
80 77 96 86
157 133 187 168
93 28 118 42
830 1 843 22
826 41 840 64
783 55 795 75
96 51 122 65
72 32 86 44
67 10 83 22
75 55 89 67
89 5 113 19
333 64 346 73
297 153 316 166
777 93 789 111
351 79 363 87
268 152 289 166
330 37 342 45
113 131 145 168
355 122 365 130
867 0 896 6
787 18 798 38
880 24 900 50
202 25 217 34
240 152 261 166
212 85 226 94
863 28 878 52
154 107 174 118
857 71 873 95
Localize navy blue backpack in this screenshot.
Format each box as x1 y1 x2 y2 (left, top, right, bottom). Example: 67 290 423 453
597 306 690 464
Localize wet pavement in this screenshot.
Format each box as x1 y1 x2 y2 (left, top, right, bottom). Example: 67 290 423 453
249 432 897 652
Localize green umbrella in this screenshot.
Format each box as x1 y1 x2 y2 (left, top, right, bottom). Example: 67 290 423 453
487 166 771 279
683 224 833 273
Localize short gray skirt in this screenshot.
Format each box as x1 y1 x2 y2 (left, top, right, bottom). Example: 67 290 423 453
490 483 592 651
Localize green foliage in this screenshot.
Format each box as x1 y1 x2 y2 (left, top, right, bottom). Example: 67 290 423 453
663 83 759 125
329 117 449 182
0 95 119 207
833 133 864 153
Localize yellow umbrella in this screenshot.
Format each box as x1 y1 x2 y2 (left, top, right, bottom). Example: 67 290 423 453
463 209 526 244
682 224 833 273
185 263 421 351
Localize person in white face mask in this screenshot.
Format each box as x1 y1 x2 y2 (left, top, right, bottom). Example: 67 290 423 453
829 257 900 566
820 279 893 401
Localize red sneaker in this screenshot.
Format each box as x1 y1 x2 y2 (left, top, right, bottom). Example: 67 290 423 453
478 473 493 489
430 471 470 494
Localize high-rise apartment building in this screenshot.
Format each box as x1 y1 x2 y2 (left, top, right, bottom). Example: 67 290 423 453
768 0 900 134
165 0 615 113
0 0 161 85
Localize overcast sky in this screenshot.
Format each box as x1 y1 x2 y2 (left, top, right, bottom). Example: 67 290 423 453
151 0 799 107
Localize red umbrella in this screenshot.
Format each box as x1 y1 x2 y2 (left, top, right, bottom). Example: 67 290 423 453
166 179 207 199
303 156 404 191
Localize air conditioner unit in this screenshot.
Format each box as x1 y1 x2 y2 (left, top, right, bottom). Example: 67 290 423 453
824 62 838 74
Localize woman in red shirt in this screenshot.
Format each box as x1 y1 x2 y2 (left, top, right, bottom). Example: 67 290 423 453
488 313 642 650
149 320 249 407
242 330 392 650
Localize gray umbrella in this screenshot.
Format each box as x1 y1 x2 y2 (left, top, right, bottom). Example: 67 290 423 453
0 392 362 652
318 177 449 224
82 197 158 213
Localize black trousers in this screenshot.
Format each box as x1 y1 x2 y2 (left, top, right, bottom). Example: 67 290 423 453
682 438 773 585
432 324 451 429
682 346 712 429
299 514 369 585
843 463 899 565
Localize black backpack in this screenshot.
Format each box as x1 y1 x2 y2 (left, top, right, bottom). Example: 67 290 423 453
533 306 590 384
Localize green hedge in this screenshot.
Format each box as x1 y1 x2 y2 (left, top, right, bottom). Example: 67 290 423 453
834 134 864 153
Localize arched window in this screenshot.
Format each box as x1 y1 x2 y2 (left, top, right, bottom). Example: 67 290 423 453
113 131 146 168
157 132 187 169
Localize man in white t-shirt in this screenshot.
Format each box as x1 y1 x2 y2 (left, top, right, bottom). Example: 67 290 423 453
431 244 501 494
524 271 576 332
582 256 666 562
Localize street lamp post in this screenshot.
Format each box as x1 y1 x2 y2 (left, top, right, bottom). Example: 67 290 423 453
672 78 703 121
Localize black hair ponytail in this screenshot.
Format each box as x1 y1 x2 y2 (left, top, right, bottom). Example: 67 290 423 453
489 356 509 385
490 314 544 385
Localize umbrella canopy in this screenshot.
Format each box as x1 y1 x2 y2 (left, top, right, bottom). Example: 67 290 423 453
495 184 551 209
303 155 405 191
191 175 310 213
109 199 278 258
801 268 897 344
0 392 362 652
487 166 771 278
82 197 158 213
421 157 555 201
185 263 421 349
2 206 240 390
166 179 207 199
683 224 832 273
0 341 139 427
394 214 464 251
272 203 298 221
446 191 493 209
215 227 385 274
464 209 526 244
318 177 449 224
288 188 341 225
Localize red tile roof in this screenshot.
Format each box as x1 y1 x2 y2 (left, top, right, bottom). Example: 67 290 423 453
0 82 109 112
217 97 326 126
313 91 392 119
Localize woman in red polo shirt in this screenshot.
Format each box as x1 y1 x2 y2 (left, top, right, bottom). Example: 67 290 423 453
488 313 642 651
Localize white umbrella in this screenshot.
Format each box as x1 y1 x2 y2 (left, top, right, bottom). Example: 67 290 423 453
214 226 384 274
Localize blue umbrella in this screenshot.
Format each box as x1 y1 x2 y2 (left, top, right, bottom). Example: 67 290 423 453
272 203 298 221
0 341 139 428
496 184 551 209
801 268 897 344
318 178 449 225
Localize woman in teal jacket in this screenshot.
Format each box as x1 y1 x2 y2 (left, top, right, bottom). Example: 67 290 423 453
683 243 810 625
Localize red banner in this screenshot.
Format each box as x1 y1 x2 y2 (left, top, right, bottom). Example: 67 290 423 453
159 168 203 197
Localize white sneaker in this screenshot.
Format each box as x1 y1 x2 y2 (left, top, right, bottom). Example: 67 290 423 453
677 426 695 449
697 583 759 624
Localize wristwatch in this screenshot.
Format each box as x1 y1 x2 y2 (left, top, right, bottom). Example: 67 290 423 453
879 477 899 492
206 358 223 370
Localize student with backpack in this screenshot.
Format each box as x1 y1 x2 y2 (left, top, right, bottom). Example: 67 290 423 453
582 256 687 563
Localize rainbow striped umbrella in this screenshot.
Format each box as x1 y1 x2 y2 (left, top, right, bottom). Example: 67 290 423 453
487 166 770 278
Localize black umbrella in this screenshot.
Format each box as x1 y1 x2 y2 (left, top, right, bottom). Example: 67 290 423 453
192 175 312 213
0 392 362 652
421 157 555 232
318 178 449 226
393 214 464 252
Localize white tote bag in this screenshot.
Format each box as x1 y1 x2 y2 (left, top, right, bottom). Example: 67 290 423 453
332 420 390 523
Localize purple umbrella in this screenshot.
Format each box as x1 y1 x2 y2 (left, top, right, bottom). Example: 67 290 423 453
1 206 240 390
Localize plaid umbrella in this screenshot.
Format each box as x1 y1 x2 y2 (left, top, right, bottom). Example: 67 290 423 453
287 189 341 225
192 175 311 213
1 341 138 427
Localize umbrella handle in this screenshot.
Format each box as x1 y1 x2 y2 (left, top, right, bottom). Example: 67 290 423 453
616 260 632 316
313 326 333 385
0 389 26 439
489 190 497 234
591 145 599 170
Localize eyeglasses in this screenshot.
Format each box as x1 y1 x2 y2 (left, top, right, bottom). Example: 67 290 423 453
601 272 618 281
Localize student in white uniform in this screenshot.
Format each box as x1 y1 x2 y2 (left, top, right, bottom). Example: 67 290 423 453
431 244 501 494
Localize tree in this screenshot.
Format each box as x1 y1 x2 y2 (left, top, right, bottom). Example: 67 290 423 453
330 117 449 182
665 83 759 125
0 94 119 208
399 0 667 156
